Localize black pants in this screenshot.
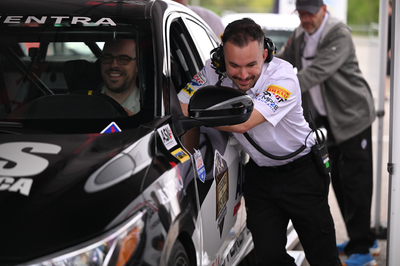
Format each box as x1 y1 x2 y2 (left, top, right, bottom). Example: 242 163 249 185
317 117 376 255
244 153 341 266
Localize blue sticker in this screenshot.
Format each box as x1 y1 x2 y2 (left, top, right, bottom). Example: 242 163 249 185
194 149 206 183
101 122 121 134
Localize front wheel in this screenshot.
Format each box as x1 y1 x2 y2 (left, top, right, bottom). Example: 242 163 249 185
168 240 190 266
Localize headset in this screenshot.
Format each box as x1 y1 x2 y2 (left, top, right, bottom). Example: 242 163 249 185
210 19 277 75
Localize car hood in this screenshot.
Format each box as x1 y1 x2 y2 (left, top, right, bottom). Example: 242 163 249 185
0 127 154 263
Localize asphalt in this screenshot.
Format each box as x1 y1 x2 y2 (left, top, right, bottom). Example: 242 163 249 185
298 35 389 266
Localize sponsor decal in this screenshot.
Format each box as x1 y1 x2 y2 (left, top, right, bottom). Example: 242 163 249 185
0 177 33 196
256 85 291 113
0 142 62 196
171 148 190 163
214 150 228 237
153 178 184 205
256 92 279 113
191 72 206 86
101 121 121 134
233 201 241 217
182 84 195 97
157 124 177 150
194 149 206 183
221 228 246 265
0 16 116 26
266 85 291 101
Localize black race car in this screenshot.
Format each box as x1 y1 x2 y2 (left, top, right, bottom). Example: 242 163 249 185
0 0 302 265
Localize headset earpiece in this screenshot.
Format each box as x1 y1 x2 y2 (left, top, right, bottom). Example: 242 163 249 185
210 35 277 74
211 45 225 74
264 37 276 63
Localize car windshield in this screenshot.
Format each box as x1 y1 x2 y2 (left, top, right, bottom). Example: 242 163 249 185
0 15 154 133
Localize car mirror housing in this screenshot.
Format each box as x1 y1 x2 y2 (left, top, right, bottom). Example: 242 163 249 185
175 86 254 136
188 85 254 125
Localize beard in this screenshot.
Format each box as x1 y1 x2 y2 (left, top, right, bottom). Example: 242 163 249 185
105 81 130 93
103 69 131 93
231 75 256 92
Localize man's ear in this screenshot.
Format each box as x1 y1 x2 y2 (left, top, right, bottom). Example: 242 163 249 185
263 49 268 62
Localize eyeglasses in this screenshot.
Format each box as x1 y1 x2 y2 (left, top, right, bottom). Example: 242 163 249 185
100 54 136 65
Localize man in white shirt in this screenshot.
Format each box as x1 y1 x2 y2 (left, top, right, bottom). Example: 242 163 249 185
179 18 341 266
100 39 140 116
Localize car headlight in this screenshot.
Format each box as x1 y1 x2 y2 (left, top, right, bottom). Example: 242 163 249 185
26 211 145 266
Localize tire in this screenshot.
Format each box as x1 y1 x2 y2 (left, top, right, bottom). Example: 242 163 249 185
168 240 190 266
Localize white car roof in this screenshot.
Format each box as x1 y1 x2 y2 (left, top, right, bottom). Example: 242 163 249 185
221 13 300 31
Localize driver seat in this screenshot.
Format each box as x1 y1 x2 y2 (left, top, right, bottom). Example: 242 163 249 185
63 59 103 93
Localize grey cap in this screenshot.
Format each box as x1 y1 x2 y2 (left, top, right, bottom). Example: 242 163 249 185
296 0 324 14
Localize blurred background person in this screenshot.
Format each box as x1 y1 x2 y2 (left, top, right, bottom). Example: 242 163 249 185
277 0 378 266
172 0 224 38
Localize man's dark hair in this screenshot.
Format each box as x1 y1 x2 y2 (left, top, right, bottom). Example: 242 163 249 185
221 18 264 48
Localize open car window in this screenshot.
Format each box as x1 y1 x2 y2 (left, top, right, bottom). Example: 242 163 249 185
0 16 154 133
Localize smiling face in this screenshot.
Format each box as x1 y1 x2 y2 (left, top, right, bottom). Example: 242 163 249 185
101 39 138 94
224 39 267 92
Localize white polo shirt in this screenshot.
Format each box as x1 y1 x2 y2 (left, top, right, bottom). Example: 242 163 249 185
178 57 315 167
101 85 141 114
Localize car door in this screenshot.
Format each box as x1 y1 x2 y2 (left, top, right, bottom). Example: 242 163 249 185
164 12 250 265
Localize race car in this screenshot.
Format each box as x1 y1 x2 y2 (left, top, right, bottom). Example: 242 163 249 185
0 0 303 265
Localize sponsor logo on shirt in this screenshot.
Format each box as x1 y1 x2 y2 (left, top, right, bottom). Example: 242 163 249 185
191 72 206 86
256 93 279 113
182 84 195 96
255 85 291 113
266 85 291 101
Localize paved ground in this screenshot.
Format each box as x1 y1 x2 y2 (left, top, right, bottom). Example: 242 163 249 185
298 35 389 266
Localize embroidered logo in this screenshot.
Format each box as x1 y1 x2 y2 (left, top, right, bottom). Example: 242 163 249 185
266 85 291 101
182 84 195 96
191 72 206 86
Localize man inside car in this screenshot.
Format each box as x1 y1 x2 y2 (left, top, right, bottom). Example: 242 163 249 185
100 39 140 116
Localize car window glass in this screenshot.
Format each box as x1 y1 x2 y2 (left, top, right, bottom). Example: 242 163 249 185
169 19 202 92
0 19 154 133
184 18 219 64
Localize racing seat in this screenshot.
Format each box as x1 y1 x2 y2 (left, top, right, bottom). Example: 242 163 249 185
63 59 103 93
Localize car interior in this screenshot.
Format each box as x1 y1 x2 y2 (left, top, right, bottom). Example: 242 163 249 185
0 23 155 124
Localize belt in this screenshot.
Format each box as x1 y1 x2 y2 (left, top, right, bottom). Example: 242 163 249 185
253 152 314 173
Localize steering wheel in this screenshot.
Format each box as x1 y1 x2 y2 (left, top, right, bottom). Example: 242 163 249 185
72 90 129 117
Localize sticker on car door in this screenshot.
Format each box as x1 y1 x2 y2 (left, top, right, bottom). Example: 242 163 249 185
214 150 228 237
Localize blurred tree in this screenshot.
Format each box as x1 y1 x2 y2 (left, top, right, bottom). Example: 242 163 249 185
191 0 380 27
347 0 380 25
190 0 274 14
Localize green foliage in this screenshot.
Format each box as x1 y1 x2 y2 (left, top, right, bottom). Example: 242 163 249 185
190 0 274 15
190 0 380 26
347 0 380 25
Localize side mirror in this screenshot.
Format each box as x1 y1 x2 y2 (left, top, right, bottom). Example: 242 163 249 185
174 85 254 136
188 85 254 126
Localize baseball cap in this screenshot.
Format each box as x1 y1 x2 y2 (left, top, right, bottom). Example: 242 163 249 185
296 0 324 14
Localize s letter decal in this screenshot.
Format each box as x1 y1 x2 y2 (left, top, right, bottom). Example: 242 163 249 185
0 142 61 176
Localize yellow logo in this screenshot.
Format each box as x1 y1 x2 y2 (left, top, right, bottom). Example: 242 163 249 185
171 148 190 163
182 85 195 96
266 85 291 100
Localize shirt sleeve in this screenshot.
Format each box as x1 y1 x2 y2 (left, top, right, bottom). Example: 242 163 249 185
254 62 300 127
177 60 218 104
